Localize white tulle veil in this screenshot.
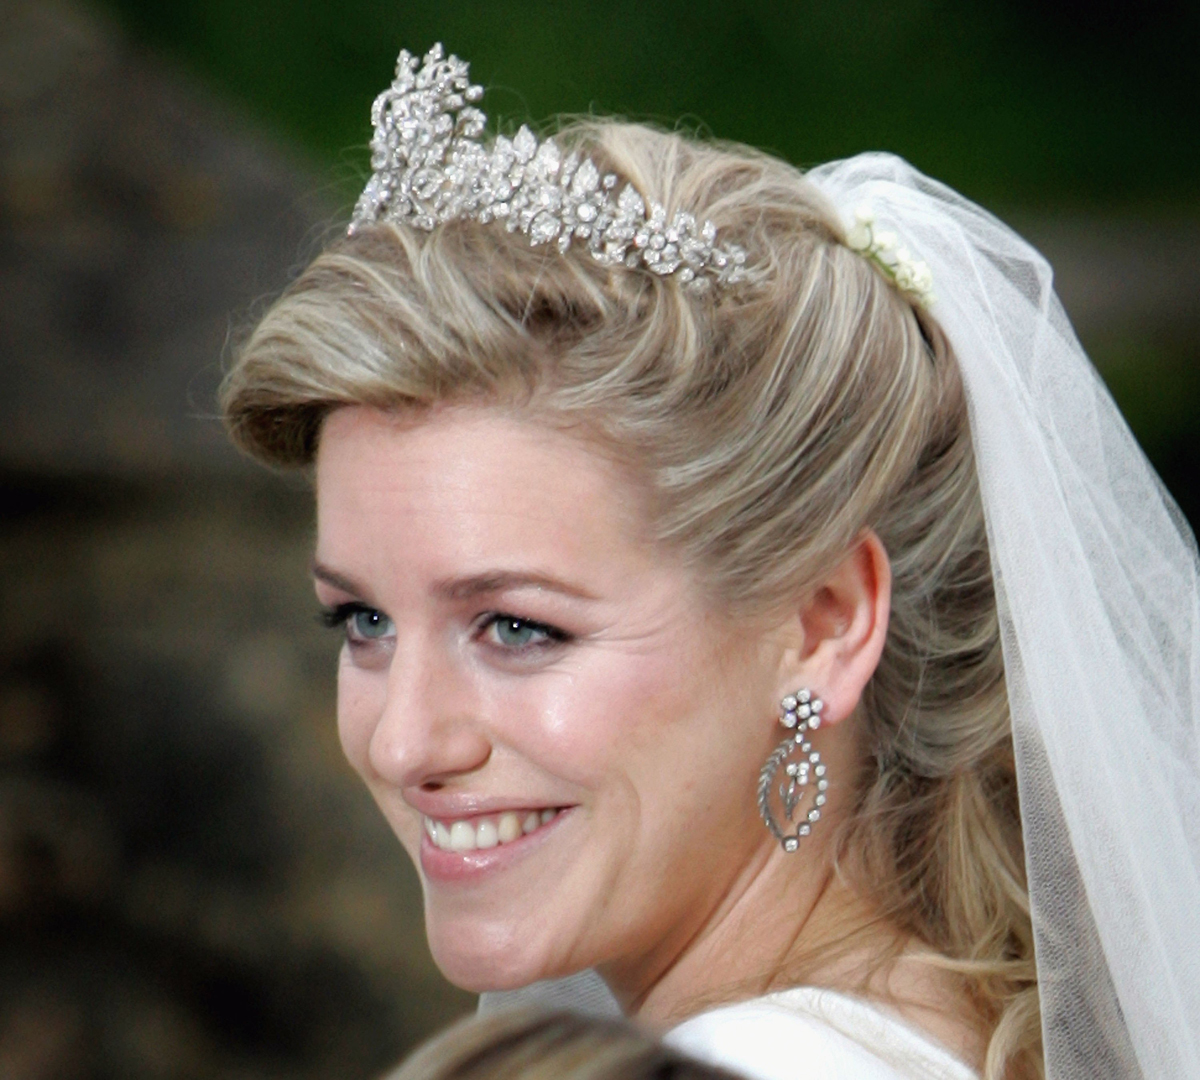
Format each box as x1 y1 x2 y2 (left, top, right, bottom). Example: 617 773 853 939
478 153 1200 1080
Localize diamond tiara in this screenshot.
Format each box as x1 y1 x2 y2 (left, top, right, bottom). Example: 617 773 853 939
349 44 749 291
349 45 936 307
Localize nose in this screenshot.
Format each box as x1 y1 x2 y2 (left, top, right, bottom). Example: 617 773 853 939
365 635 492 790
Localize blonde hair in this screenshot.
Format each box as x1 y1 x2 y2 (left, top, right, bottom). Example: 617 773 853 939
222 121 1039 1079
386 1009 741 1080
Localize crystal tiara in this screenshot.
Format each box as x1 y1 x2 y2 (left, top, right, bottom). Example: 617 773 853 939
349 44 749 291
349 44 935 306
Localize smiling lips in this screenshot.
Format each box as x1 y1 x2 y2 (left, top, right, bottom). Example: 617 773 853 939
423 808 562 852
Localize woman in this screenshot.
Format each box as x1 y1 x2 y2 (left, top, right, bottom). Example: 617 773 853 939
221 45 1199 1080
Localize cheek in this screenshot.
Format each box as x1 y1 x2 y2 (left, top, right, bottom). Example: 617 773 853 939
492 640 734 805
579 640 767 839
336 652 385 775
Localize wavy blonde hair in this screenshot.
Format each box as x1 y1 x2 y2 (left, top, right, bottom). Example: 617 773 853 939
386 1009 742 1080
222 121 1040 1079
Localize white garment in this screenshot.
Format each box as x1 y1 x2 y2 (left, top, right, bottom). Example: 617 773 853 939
665 988 978 1080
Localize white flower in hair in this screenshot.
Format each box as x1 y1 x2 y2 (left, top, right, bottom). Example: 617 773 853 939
350 44 750 291
845 206 936 307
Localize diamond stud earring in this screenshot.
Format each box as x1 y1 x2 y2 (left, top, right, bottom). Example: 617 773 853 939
757 689 829 852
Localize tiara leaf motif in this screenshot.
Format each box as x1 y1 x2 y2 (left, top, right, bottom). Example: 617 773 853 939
350 44 749 291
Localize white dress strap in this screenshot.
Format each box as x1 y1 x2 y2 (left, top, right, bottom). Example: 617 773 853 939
664 987 979 1080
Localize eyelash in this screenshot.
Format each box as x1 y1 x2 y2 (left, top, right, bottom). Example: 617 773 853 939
475 612 571 652
318 601 375 630
317 604 571 652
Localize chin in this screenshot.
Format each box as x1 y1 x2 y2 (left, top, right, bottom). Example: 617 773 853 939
425 912 570 992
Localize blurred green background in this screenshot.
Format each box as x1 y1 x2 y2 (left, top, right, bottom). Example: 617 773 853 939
0 2 1197 1079
91 0 1200 211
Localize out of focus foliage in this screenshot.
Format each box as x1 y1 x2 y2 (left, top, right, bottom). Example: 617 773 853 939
88 0 1200 211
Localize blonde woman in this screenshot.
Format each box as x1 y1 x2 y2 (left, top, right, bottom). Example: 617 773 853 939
386 1009 743 1080
221 45 1199 1080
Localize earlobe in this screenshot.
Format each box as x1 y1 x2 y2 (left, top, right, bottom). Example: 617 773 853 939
781 531 892 726
758 534 889 852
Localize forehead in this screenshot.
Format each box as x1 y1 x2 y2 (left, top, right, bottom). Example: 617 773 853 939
314 405 656 584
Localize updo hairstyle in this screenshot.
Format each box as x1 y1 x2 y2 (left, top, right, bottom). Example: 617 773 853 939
222 121 1040 1080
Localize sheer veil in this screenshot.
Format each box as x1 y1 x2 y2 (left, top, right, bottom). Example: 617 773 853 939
482 153 1200 1080
805 154 1200 1080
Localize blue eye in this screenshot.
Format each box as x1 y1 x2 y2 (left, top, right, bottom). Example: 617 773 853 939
349 608 394 641
320 603 395 643
483 615 567 652
494 617 542 647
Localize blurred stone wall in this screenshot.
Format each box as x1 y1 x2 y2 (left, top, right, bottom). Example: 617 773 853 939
0 3 472 1078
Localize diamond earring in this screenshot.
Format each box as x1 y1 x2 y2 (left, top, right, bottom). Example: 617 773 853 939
758 689 829 852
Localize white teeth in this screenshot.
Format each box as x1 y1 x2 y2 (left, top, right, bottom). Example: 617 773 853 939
475 819 499 849
424 809 561 852
498 812 522 843
449 821 475 852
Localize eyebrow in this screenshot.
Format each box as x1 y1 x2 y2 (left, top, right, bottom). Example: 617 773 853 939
433 571 598 602
311 563 596 603
312 563 370 596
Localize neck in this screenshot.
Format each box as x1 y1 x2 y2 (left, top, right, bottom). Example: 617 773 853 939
597 838 985 1070
597 829 849 1026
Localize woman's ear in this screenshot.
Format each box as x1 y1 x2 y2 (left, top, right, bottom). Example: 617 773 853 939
777 531 891 726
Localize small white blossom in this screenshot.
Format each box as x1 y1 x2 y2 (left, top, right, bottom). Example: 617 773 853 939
841 206 935 308
846 220 871 250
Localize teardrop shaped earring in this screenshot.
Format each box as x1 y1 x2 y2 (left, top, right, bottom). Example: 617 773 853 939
758 689 829 852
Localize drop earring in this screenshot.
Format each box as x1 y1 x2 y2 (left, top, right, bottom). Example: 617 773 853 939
758 689 828 852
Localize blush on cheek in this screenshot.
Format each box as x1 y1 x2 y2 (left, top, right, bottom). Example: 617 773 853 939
336 662 385 777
